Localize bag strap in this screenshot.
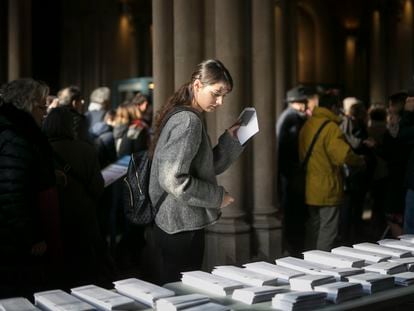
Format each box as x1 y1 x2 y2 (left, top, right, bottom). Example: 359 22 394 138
152 106 201 209
301 120 330 169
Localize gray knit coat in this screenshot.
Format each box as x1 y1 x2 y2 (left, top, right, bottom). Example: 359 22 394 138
149 110 243 234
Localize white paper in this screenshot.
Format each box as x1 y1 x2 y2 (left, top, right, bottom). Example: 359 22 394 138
275 256 363 280
113 278 175 307
101 155 130 187
155 294 209 311
331 246 391 264
0 298 39 311
181 271 244 296
236 107 259 145
345 273 395 294
377 239 414 254
313 281 363 303
364 262 407 275
353 242 412 258
232 286 286 304
289 274 335 291
212 265 278 286
303 250 365 268
392 271 414 286
398 234 414 242
181 302 230 311
71 285 137 311
34 289 94 311
243 261 305 283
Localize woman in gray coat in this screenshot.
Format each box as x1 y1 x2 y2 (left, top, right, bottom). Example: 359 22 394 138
149 59 244 283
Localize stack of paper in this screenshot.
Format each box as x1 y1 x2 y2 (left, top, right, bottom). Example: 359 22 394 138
34 290 94 311
289 274 335 291
182 302 230 311
181 271 244 296
398 234 414 242
113 278 174 307
211 265 278 286
71 285 137 310
353 242 412 258
346 272 395 294
272 291 327 310
303 250 365 268
388 257 414 271
232 286 286 304
377 239 414 254
392 272 414 286
331 246 391 264
0 298 39 311
275 256 363 280
364 262 407 275
155 294 210 311
243 261 305 284
313 281 363 303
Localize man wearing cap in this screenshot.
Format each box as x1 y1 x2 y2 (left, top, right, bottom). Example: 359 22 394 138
276 85 308 256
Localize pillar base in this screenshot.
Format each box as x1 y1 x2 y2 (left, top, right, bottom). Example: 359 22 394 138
203 229 251 271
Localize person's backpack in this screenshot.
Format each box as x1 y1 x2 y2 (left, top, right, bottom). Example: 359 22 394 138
123 106 200 225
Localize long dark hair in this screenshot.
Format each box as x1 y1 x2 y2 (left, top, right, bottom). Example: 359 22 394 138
150 59 233 156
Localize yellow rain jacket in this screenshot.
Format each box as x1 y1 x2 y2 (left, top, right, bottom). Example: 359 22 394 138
299 107 364 206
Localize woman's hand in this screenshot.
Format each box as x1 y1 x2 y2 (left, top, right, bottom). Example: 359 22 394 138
227 122 241 139
220 192 235 208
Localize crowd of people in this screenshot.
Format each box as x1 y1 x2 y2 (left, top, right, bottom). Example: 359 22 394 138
0 78 155 298
1 63 414 299
276 84 414 257
0 59 246 298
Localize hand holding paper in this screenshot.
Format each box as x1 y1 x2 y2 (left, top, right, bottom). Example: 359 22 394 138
236 107 259 144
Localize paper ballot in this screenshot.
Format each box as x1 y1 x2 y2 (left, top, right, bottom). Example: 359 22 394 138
155 294 210 311
0 298 39 311
364 262 407 275
303 250 365 268
181 271 244 296
236 107 259 145
313 281 363 304
243 261 305 283
331 246 391 264
113 278 175 307
212 265 278 286
377 239 414 253
289 274 335 291
71 284 137 310
232 286 287 304
346 272 395 294
34 289 94 311
101 155 130 187
353 242 412 258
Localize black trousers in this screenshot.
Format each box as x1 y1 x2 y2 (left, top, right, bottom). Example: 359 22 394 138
154 224 205 285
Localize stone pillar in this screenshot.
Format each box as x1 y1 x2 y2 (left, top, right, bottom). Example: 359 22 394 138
8 0 32 80
275 4 285 119
370 10 386 104
173 0 203 88
204 0 217 140
152 0 174 113
205 0 250 270
252 0 282 261
0 0 7 84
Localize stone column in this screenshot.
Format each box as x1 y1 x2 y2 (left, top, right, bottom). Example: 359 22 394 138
275 4 285 119
205 0 250 270
8 0 32 80
0 1 7 84
173 0 203 88
204 0 217 140
370 10 386 104
252 0 282 261
152 0 174 113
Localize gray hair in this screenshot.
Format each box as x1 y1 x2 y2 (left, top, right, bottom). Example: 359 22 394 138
0 78 49 113
90 86 110 104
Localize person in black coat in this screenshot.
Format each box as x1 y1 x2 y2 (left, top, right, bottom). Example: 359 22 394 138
276 86 308 256
0 78 60 298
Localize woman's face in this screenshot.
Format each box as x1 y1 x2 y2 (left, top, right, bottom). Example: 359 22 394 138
31 96 48 127
192 80 230 113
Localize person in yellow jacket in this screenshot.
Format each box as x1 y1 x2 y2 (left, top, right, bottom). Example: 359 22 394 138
299 93 365 251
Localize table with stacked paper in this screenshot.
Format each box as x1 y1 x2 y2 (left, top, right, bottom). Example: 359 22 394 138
2 238 414 310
